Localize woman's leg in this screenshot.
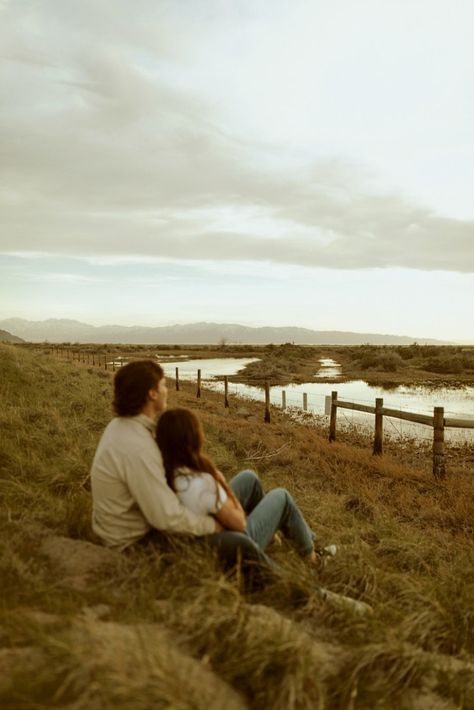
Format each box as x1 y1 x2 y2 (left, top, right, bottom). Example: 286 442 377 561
228 469 264 514
245 488 315 556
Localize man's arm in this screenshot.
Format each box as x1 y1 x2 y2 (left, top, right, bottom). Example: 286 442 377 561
123 447 217 536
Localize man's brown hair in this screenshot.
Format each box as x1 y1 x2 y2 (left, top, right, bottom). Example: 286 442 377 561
113 360 164 416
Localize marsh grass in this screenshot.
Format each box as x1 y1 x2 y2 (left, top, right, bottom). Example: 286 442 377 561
1 344 473 708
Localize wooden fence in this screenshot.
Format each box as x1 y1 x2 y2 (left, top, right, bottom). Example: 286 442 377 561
44 347 474 478
327 390 474 478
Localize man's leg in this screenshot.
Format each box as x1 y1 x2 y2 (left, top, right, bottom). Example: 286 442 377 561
205 530 269 566
229 469 264 513
245 488 315 556
204 531 277 590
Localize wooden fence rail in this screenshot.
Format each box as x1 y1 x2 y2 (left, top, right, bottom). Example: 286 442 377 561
327 390 474 478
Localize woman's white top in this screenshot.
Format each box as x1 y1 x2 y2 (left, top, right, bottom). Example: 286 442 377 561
174 467 228 517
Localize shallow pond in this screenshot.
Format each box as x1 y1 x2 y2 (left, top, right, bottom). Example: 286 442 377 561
160 356 474 444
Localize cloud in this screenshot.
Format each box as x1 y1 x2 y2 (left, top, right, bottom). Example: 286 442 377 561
0 0 473 273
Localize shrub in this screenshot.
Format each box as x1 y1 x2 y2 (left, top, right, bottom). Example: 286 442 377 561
396 344 420 360
357 351 404 372
424 357 463 374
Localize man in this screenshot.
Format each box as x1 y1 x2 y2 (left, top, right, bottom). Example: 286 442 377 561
91 360 218 550
91 360 266 571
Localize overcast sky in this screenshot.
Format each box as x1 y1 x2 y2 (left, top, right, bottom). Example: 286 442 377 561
1 0 473 341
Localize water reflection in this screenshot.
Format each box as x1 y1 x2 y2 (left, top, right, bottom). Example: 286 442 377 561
161 357 259 379
316 358 343 378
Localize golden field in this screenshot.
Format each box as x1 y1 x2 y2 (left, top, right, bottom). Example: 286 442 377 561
0 343 473 709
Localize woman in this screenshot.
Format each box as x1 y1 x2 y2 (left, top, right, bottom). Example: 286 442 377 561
156 407 333 566
155 408 375 617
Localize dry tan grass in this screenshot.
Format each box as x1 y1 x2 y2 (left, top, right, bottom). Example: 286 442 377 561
1 343 473 709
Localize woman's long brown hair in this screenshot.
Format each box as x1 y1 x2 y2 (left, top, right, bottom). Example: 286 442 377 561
156 408 232 500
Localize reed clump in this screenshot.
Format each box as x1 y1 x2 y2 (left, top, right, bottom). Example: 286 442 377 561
1 343 473 709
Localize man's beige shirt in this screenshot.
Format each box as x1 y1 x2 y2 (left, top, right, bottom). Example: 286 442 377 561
91 414 215 549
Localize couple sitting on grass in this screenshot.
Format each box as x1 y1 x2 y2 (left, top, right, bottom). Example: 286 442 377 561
91 360 370 614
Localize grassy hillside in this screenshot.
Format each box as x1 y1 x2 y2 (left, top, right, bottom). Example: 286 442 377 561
0 328 24 344
0 344 473 709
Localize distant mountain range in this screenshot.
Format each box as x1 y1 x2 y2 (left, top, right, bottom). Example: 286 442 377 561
0 318 451 345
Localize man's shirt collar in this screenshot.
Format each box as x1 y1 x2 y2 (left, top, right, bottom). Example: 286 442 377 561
135 413 156 434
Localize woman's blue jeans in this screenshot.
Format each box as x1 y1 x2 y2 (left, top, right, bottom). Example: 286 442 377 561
140 471 315 582
229 469 315 556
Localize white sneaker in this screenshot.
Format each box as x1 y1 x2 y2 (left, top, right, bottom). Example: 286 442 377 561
321 544 337 557
318 587 373 617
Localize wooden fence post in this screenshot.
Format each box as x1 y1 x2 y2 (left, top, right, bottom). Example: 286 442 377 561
433 406 446 478
264 382 271 423
373 397 383 455
303 393 308 411
112 357 115 372
175 367 180 391
224 376 229 408
329 390 338 442
197 369 201 398
282 390 286 410
105 355 108 370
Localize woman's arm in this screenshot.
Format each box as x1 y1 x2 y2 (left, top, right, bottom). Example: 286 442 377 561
213 470 247 532
215 494 246 532
173 470 245 532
